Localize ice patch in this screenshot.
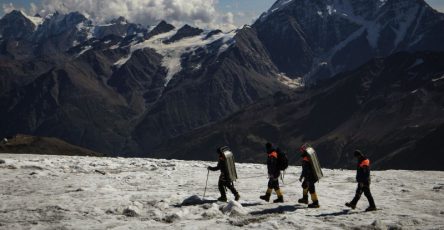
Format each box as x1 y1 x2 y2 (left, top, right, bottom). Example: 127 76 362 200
72 40 80 47
392 5 420 49
277 74 303 89
163 209 190 223
119 29 236 86
326 5 337 15
222 200 248 216
20 10 43 28
432 75 444 82
122 203 142 217
114 55 131 68
202 203 222 218
75 45 92 58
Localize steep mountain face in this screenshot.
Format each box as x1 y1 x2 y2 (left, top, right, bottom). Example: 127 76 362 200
0 134 104 156
0 0 443 166
254 0 444 81
133 27 290 152
0 10 37 40
0 10 289 155
152 52 444 170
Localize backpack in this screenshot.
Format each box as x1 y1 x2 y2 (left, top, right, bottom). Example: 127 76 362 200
276 148 288 171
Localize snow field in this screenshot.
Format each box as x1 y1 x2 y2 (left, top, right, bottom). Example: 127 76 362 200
0 154 443 229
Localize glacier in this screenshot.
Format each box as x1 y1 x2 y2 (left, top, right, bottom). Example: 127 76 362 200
0 153 443 229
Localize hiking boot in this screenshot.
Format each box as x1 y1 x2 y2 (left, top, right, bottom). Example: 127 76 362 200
345 202 356 209
298 196 308 204
308 200 320 208
234 193 240 201
273 196 284 203
365 206 377 212
217 196 227 202
260 193 271 202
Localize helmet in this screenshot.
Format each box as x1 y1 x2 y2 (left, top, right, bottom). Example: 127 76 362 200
216 147 223 155
300 143 311 153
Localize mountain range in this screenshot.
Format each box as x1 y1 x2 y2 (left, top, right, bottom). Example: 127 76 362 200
0 0 443 169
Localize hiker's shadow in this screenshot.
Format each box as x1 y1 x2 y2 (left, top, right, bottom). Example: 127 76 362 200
250 205 303 215
174 199 218 207
311 209 362 217
241 202 262 207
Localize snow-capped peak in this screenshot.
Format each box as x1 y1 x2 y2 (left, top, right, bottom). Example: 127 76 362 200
114 28 236 86
18 10 44 28
260 0 295 20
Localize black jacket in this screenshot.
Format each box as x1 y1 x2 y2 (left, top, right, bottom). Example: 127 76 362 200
301 157 317 182
209 157 229 180
267 149 280 179
356 157 371 184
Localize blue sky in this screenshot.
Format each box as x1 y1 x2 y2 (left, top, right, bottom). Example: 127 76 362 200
2 0 444 26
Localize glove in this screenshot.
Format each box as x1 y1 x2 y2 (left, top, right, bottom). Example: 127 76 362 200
358 182 364 188
299 176 303 182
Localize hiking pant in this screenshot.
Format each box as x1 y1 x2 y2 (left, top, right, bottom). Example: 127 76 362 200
351 183 376 207
302 180 316 193
218 179 237 197
268 178 279 190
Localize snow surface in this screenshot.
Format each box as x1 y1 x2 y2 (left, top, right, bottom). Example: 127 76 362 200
1 153 443 229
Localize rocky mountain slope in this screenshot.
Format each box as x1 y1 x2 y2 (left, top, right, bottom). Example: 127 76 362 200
0 0 443 168
0 10 291 155
254 0 444 81
153 51 444 170
0 134 104 156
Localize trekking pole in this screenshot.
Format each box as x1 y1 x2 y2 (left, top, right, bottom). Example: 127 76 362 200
202 169 210 200
281 171 285 184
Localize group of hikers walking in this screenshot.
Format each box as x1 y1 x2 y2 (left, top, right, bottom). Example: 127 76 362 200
207 143 377 212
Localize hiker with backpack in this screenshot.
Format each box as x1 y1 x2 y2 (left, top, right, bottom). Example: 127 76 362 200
260 142 287 203
207 147 240 202
298 144 321 208
345 150 377 211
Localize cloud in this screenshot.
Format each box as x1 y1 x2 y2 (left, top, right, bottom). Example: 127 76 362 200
3 0 238 30
2 3 16 14
222 12 234 24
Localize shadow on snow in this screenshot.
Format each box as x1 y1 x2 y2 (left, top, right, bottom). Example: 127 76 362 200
250 205 304 215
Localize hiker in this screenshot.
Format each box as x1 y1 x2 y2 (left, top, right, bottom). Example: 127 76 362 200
260 142 284 203
345 150 377 212
298 144 320 208
207 147 240 202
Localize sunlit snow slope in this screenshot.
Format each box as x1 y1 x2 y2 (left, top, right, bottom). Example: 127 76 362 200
0 154 443 229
